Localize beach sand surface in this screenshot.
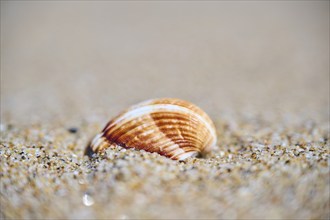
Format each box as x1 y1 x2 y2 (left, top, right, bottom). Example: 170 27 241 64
1 1 329 219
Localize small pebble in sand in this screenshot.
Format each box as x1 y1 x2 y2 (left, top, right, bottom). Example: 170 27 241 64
68 127 79 134
83 193 94 206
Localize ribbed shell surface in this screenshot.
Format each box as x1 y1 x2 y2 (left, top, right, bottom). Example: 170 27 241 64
86 98 217 160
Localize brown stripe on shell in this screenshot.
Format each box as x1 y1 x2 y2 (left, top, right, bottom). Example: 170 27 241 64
147 98 215 130
150 112 210 153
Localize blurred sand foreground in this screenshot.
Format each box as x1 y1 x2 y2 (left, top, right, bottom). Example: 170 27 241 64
1 1 329 219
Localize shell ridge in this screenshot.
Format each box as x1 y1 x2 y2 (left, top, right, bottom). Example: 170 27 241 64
107 116 156 143
143 136 174 153
147 139 177 154
152 125 205 147
107 104 216 141
149 115 203 154
149 114 209 147
104 108 210 155
105 118 152 143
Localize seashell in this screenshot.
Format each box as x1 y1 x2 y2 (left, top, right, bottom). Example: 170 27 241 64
85 98 217 160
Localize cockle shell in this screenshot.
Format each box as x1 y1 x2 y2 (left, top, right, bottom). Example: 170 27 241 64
85 98 217 160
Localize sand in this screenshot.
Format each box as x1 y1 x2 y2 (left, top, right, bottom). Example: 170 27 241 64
1 1 329 219
1 114 329 219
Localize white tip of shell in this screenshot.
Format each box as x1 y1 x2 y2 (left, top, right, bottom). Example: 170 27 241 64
176 151 199 161
91 133 104 149
90 132 110 152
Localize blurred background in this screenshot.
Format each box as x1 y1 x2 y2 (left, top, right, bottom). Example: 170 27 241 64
1 1 329 124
